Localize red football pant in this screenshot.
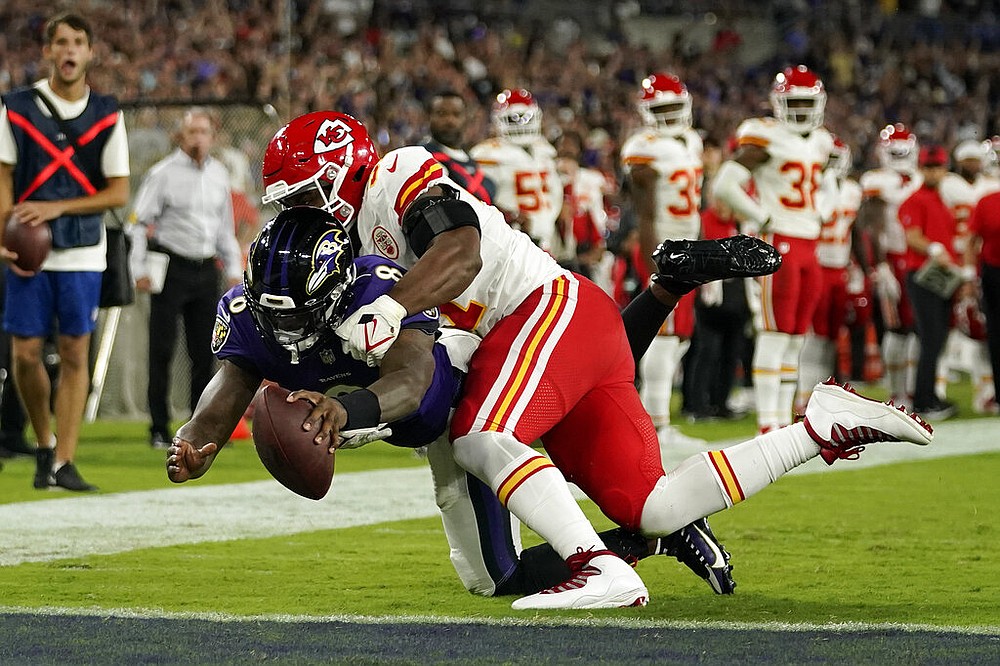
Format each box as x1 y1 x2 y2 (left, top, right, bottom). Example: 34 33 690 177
758 234 822 335
450 274 664 530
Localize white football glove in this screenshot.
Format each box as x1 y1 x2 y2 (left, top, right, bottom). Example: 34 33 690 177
338 424 392 450
335 294 408 367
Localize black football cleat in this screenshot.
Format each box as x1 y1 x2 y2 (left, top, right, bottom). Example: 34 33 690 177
652 235 782 295
657 517 736 595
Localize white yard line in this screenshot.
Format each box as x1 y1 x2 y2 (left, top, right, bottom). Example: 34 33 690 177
3 420 997 567
0 604 997 636
1 467 439 566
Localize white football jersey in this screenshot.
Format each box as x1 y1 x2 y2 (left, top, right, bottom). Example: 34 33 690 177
470 136 563 253
976 174 1000 198
566 166 610 235
620 127 703 240
859 167 921 256
357 146 566 337
940 172 998 254
816 177 862 269
735 117 833 239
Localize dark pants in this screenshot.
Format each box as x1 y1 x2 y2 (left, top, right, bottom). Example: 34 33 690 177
148 255 221 436
981 261 1000 403
906 272 953 410
688 279 749 416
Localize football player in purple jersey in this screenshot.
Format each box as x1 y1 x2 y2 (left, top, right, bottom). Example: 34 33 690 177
166 205 739 599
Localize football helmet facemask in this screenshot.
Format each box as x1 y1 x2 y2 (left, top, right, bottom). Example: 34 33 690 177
244 206 356 363
637 72 692 136
877 123 918 173
770 65 826 133
493 89 541 145
261 112 378 229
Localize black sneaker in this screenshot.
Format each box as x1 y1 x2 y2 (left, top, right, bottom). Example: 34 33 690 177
0 433 36 458
916 399 957 422
652 235 782 295
657 517 735 594
33 447 55 489
52 462 98 492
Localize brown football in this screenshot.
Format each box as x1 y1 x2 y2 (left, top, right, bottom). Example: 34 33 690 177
4 216 52 273
251 383 335 500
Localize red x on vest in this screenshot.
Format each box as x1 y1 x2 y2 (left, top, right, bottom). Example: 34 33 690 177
6 109 118 202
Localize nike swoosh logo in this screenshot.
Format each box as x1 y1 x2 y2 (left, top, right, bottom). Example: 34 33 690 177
386 155 399 173
363 318 395 352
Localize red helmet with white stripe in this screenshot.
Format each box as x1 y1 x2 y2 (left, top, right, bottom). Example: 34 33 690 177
877 123 918 173
770 65 826 133
637 72 692 136
492 89 541 145
261 111 378 228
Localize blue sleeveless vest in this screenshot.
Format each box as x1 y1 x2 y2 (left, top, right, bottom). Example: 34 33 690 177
2 86 119 248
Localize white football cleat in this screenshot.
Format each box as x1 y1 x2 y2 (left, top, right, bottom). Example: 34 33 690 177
511 549 649 610
803 379 933 465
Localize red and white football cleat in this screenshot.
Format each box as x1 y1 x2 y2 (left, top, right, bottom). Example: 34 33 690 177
511 548 649 610
803 379 933 465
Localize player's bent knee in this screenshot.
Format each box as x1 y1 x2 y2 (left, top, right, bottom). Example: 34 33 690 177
451 431 523 482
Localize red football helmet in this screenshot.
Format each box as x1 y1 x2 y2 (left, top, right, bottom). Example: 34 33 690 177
637 72 692 136
261 111 378 227
492 89 541 144
827 136 851 178
877 123 918 173
770 65 826 133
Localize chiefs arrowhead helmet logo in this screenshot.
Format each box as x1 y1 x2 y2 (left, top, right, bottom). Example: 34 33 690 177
314 118 355 154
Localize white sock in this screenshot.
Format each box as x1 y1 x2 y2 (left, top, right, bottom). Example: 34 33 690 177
753 331 791 431
778 334 805 426
882 331 908 399
452 431 604 559
972 341 995 407
640 335 682 428
796 334 826 411
904 333 920 398
639 422 819 534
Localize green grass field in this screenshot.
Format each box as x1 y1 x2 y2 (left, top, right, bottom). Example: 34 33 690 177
2 378 998 663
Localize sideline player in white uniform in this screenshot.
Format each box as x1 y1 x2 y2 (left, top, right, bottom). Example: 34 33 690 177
712 65 834 433
470 89 566 263
857 123 922 409
554 129 615 293
937 140 997 412
797 137 863 406
620 72 705 447
256 111 931 611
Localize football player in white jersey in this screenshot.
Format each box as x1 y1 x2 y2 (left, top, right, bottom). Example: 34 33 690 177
256 111 932 611
470 89 567 263
797 137 864 406
620 72 706 447
554 129 614 292
857 123 922 409
936 140 996 412
712 65 835 433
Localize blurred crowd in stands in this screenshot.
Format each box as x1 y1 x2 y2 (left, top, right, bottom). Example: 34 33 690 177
3 0 1000 174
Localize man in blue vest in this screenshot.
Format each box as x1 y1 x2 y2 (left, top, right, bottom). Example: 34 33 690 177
0 12 130 491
